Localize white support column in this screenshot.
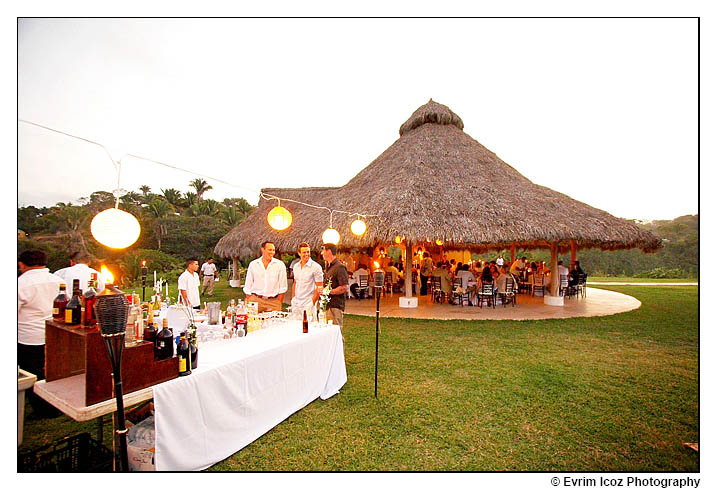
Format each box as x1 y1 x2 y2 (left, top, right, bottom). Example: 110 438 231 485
544 242 564 306
400 239 418 308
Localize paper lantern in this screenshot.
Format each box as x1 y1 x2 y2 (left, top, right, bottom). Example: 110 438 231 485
267 206 292 231
322 228 340 245
435 239 443 246
395 235 404 244
350 219 367 236
91 208 141 249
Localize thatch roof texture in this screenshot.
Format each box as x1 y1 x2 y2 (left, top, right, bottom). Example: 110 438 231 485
215 100 661 258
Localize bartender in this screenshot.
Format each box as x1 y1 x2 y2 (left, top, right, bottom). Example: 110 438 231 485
243 241 288 313
178 257 201 309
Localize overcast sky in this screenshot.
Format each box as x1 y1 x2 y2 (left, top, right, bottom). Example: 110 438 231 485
18 18 698 221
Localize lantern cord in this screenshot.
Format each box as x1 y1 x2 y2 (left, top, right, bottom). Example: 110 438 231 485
20 118 380 219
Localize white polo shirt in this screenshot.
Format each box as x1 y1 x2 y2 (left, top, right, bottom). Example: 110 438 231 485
54 263 105 294
18 268 63 345
178 270 201 307
291 258 324 308
243 257 288 297
200 262 217 277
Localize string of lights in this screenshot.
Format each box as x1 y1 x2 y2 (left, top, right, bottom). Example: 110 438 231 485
19 118 380 246
19 118 380 222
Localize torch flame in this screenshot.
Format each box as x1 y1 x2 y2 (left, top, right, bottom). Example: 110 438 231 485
373 261 380 269
100 265 114 285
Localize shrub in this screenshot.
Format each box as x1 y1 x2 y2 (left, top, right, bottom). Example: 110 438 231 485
118 249 185 282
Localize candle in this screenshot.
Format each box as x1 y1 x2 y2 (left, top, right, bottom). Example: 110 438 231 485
166 281 169 299
154 270 157 285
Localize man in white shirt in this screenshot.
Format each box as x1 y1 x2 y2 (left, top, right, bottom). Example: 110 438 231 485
54 251 104 294
350 263 370 299
178 257 201 309
243 241 288 313
200 258 218 296
557 260 569 279
291 242 323 318
18 250 63 417
456 264 476 289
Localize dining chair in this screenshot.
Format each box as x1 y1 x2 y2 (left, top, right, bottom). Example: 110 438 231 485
499 277 516 307
476 281 496 308
532 275 545 297
431 276 446 303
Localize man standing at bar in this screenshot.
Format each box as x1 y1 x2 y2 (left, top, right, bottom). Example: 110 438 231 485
321 243 349 328
244 241 288 313
178 257 201 309
291 242 323 318
200 257 218 296
54 251 105 294
18 250 63 417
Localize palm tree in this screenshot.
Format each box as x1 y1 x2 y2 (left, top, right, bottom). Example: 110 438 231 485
221 206 244 227
47 205 91 255
199 199 221 217
161 188 183 207
183 191 198 208
189 178 213 201
145 198 174 249
139 185 152 197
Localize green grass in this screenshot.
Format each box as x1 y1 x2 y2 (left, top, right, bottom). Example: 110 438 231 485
588 276 697 283
19 285 698 471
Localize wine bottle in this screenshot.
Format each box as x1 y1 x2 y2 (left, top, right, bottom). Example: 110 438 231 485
303 309 309 333
177 331 191 376
53 283 69 322
155 318 174 361
65 279 83 325
83 273 98 327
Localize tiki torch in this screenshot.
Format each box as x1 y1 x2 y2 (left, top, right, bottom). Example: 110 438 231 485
372 270 385 398
141 260 147 302
95 267 130 472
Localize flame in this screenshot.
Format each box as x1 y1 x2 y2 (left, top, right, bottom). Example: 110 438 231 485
373 261 380 269
100 265 114 284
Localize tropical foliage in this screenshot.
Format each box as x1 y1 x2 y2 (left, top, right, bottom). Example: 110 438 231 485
17 179 256 275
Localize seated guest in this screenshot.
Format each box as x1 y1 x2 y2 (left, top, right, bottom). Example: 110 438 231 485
569 261 585 286
510 257 527 277
385 260 402 291
432 261 452 295
495 265 513 294
557 260 569 279
480 265 495 288
456 264 476 289
350 263 370 298
489 262 499 279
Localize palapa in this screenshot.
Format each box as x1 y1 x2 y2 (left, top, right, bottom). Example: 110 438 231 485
215 100 661 258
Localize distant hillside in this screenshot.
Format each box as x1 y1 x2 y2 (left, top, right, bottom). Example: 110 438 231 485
574 214 698 278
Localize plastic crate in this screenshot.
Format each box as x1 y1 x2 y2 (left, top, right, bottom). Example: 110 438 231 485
18 432 113 472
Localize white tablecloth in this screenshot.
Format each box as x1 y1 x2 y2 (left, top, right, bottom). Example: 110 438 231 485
152 322 347 471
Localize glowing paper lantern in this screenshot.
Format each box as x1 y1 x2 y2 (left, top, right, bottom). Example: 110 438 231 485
435 239 443 246
322 228 340 245
91 208 141 249
267 206 292 231
350 219 367 236
395 235 404 244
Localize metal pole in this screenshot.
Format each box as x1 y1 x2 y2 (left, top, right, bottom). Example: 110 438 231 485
374 285 381 398
103 335 129 471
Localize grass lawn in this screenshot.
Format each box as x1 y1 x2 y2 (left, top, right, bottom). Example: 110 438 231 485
588 277 697 283
19 284 698 471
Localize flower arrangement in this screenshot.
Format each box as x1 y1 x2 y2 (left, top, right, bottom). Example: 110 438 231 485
319 279 332 313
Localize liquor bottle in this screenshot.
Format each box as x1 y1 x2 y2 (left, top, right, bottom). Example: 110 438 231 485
302 309 309 333
155 318 174 361
53 283 69 322
177 331 191 376
152 293 161 311
144 311 157 350
189 334 198 370
83 273 98 327
65 279 83 325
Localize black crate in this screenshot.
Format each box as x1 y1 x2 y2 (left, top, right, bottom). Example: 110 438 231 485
18 432 113 472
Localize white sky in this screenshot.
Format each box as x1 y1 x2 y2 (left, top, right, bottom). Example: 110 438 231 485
17 17 699 221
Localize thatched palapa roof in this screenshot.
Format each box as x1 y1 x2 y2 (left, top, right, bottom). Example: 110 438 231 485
215 100 661 258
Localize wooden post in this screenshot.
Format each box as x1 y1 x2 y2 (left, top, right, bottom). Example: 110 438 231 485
404 239 412 298
571 241 577 264
549 243 559 296
511 244 515 263
232 256 239 280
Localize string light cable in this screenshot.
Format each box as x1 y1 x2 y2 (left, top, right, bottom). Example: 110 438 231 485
19 118 380 222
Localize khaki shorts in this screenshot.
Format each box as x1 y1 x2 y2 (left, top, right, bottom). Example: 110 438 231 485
246 294 282 313
326 308 344 328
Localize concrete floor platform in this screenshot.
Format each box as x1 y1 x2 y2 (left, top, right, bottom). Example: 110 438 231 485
344 287 641 321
